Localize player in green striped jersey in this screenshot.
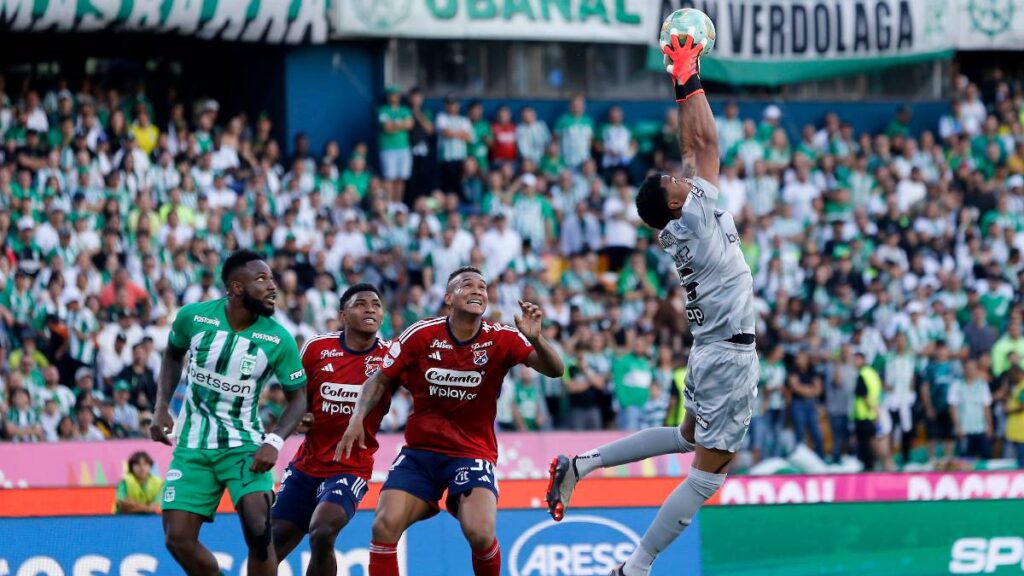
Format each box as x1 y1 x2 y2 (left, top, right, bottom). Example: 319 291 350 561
150 250 307 576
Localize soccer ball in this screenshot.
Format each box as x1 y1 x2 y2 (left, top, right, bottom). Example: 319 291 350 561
660 8 716 58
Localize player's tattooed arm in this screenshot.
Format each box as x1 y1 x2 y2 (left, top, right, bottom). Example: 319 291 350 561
676 92 720 188
150 344 186 446
335 370 394 461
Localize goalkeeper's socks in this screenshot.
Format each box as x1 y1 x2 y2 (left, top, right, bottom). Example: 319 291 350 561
369 540 400 576
471 538 501 576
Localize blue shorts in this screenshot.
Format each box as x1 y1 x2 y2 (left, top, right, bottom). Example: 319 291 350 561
382 447 499 517
271 464 368 527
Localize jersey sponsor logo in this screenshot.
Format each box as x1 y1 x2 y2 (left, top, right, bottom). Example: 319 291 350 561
473 350 489 366
252 332 281 344
509 515 640 576
950 537 1024 574
320 382 361 415
321 349 344 359
289 369 304 381
193 315 220 327
695 412 710 430
166 469 183 481
431 338 454 349
239 354 257 377
189 365 254 397
686 306 706 326
322 363 335 373
689 180 706 198
471 341 494 350
424 368 482 387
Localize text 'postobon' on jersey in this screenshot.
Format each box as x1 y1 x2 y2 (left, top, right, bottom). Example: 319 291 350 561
290 332 392 478
169 299 307 450
380 317 534 462
658 176 756 345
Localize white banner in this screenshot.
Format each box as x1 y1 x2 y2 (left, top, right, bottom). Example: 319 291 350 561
952 0 1024 50
668 0 950 61
334 0 661 44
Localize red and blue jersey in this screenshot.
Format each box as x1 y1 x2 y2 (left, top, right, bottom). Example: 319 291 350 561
290 332 392 479
380 316 534 462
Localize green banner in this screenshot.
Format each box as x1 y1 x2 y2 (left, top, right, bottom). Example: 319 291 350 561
0 0 330 43
700 500 1024 575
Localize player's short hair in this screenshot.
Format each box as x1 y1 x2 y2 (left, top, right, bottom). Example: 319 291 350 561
447 266 484 291
221 250 265 286
340 283 382 309
636 174 673 230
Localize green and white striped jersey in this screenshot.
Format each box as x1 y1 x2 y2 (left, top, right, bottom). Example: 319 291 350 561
168 299 306 450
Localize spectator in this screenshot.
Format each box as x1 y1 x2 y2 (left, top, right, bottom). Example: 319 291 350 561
4 388 42 442
1005 366 1024 468
111 380 140 435
788 350 824 458
73 402 105 441
853 352 883 471
490 105 517 167
378 86 414 203
554 94 593 169
993 322 1024 377
922 341 961 467
38 397 63 442
828 345 857 464
596 105 634 172
435 96 473 196
641 381 668 430
114 451 163 514
511 369 545 431
882 333 917 465
515 106 550 165
949 359 993 460
611 336 654 431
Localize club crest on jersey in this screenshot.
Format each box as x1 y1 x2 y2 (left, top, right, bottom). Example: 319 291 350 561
473 350 489 366
365 359 381 377
239 354 257 377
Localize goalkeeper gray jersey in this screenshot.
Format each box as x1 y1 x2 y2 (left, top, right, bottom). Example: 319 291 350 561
658 176 756 345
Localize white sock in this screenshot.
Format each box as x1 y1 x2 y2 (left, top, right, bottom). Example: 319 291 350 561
576 427 694 479
574 450 603 478
623 543 655 575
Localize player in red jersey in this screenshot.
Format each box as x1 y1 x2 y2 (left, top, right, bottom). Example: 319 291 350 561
337 266 564 576
271 283 393 576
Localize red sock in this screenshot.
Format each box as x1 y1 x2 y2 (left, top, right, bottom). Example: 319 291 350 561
369 540 400 576
472 539 501 576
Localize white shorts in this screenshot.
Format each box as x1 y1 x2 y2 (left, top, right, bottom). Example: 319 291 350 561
380 148 412 181
684 340 760 453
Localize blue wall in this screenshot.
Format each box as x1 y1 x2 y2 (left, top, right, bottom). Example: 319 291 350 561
0 508 701 576
280 43 946 157
284 43 386 159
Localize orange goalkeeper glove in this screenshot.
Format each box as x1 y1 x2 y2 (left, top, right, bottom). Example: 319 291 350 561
661 31 706 101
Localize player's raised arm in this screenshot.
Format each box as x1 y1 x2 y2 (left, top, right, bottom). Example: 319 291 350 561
662 31 720 188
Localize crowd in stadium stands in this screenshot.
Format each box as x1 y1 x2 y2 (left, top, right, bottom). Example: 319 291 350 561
0 69 1023 473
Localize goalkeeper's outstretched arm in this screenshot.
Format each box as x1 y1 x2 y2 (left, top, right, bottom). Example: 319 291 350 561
662 31 720 189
